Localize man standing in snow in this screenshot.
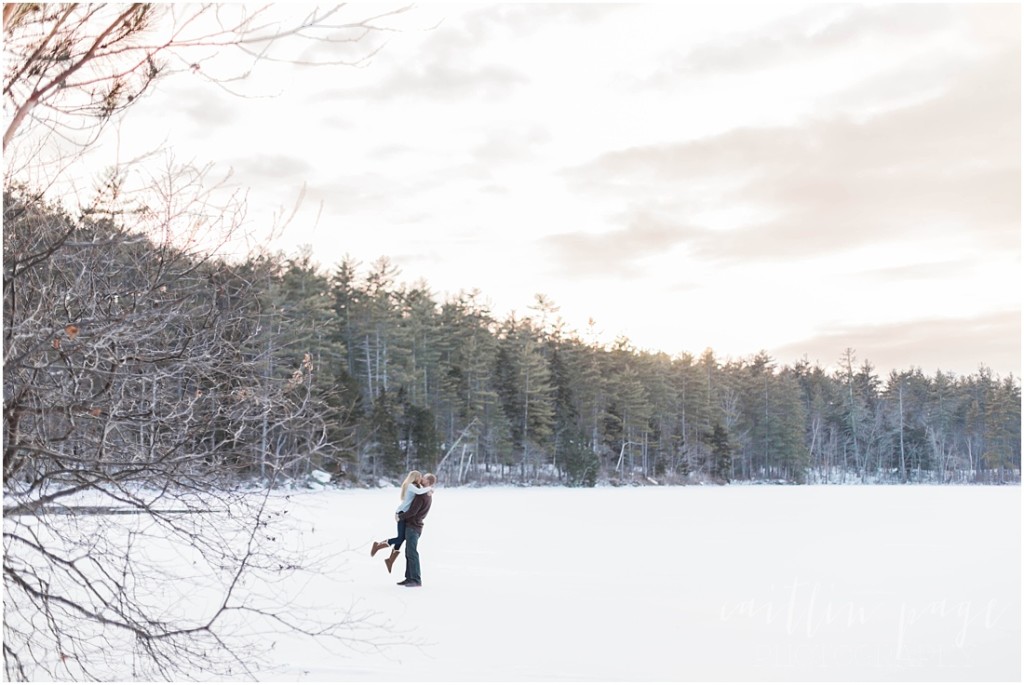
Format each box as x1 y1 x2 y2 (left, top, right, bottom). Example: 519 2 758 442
396 472 435 588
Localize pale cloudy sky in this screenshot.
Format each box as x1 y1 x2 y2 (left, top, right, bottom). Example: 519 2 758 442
55 3 1024 377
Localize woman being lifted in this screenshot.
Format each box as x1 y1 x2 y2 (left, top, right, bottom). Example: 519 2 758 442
371 470 434 572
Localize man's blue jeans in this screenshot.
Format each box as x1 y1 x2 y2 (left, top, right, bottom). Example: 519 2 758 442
404 527 421 584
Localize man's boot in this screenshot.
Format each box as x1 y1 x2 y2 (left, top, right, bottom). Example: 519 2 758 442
371 541 389 557
385 548 401 573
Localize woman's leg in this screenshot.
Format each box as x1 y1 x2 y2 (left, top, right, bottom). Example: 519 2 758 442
386 519 407 550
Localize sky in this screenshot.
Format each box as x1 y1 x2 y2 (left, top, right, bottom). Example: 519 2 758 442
13 2 1022 378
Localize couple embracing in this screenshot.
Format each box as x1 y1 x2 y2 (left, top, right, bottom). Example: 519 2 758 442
371 471 435 588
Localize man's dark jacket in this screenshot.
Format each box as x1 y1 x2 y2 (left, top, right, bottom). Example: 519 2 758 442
398 492 432 532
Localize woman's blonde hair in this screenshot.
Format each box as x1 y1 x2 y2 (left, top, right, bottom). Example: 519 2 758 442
400 470 423 501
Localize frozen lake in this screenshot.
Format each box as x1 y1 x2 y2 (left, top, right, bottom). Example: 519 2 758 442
253 484 1020 682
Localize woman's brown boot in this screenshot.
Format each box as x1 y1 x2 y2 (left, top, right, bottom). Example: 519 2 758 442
371 541 389 557
385 548 401 573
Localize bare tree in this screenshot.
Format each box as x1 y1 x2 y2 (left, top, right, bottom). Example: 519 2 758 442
3 4 416 680
2 166 391 679
3 3 412 151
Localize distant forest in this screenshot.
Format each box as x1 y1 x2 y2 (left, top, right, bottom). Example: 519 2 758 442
4 187 1020 490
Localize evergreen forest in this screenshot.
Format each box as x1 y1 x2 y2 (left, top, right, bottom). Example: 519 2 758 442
4 187 1020 490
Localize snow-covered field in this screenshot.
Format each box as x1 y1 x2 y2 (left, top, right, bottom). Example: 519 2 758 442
6 484 1018 681
249 484 1019 682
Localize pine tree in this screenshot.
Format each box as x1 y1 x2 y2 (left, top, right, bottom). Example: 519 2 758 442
367 389 402 479
981 371 1021 481
562 431 600 487
709 421 732 484
493 316 556 480
769 368 810 482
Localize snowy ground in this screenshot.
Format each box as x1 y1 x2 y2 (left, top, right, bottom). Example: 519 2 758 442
246 484 1020 682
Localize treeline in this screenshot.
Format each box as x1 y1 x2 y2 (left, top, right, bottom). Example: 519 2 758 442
4 188 1020 492
323 255 1021 486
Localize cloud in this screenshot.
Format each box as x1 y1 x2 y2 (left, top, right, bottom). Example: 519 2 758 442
540 209 704 278
564 44 1020 263
161 83 237 129
658 4 957 78
317 62 528 103
228 154 313 182
295 26 391 66
473 3 633 33
309 3 635 105
772 310 1020 377
301 172 407 215
855 259 979 283
471 123 551 165
314 23 531 107
366 143 419 160
422 3 633 59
